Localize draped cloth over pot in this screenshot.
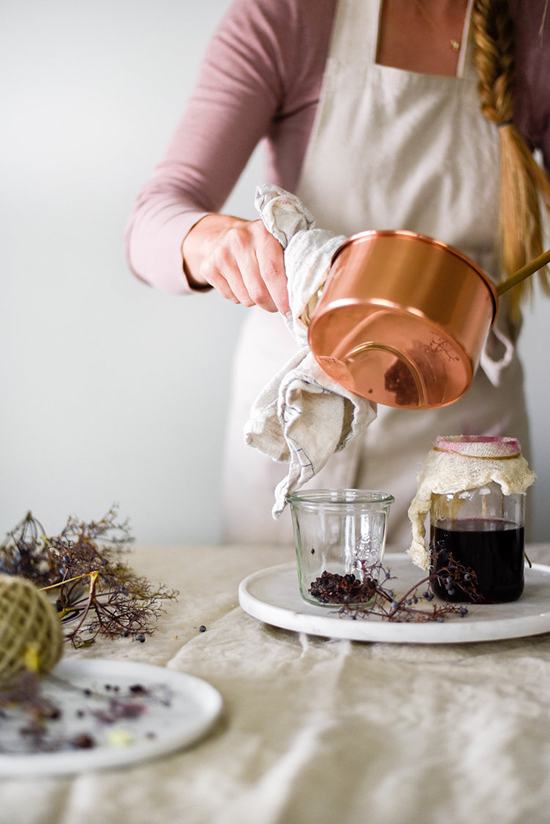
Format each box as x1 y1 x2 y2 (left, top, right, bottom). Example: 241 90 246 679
244 185 376 518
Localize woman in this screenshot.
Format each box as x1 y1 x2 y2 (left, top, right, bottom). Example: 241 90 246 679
125 0 550 545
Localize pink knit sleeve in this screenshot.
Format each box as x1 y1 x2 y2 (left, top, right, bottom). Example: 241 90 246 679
125 0 295 294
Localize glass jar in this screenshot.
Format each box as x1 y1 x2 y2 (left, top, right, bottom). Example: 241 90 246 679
286 489 394 607
430 481 526 603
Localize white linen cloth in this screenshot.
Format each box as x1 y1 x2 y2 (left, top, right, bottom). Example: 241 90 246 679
6 542 550 824
244 185 376 517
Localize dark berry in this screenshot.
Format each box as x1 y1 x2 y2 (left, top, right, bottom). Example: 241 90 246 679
71 733 96 749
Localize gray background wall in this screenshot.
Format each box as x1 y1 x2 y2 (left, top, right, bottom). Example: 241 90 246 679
1 0 548 544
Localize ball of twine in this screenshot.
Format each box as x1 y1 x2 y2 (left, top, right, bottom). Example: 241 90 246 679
0 573 64 687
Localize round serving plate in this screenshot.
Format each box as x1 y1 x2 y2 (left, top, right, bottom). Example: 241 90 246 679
239 553 550 644
0 658 222 776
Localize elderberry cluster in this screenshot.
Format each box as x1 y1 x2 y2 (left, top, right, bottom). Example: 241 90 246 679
309 558 476 623
431 549 479 604
309 570 377 604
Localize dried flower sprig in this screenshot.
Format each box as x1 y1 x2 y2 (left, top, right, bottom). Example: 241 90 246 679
310 553 481 622
0 507 178 648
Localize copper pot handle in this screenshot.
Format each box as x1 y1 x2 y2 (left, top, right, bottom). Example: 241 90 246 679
496 247 550 297
298 284 327 328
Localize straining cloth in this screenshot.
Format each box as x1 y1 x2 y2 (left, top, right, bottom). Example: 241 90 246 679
244 185 376 517
408 436 536 569
0 574 64 686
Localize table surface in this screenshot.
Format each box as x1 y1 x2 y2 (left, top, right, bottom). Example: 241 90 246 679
2 543 550 824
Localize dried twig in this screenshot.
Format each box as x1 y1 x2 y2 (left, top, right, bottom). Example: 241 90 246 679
0 506 178 647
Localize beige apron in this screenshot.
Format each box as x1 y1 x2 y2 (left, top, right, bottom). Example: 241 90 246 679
221 0 529 546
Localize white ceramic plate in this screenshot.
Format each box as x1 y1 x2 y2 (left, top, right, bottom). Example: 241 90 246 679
0 658 222 776
239 553 550 644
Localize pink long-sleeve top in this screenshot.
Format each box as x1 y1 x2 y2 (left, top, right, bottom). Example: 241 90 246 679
124 0 550 295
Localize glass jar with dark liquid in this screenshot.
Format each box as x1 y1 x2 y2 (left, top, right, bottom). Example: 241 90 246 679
430 482 525 603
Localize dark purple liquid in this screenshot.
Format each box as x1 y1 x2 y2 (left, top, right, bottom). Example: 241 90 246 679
430 519 524 604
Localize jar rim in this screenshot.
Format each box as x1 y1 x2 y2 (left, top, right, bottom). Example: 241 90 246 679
285 488 395 507
433 435 522 458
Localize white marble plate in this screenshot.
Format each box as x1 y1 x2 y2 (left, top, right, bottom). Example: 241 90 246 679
239 553 550 644
0 658 222 776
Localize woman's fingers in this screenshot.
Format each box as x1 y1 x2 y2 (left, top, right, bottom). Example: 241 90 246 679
184 216 288 314
252 224 290 315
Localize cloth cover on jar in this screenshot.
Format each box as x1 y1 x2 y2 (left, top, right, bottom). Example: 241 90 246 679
408 436 536 569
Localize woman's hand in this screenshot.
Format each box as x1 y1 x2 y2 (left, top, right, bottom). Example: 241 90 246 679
182 214 289 315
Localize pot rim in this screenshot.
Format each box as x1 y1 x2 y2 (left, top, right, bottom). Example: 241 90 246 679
329 229 499 324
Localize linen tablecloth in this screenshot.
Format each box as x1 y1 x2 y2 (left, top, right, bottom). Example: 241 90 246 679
2 543 550 824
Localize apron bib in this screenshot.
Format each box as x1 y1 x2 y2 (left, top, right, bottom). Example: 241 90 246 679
221 0 529 546
297 0 500 271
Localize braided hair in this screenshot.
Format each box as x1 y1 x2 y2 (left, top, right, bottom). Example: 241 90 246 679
472 0 550 320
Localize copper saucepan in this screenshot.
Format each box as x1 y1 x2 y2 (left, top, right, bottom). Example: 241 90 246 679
307 230 550 410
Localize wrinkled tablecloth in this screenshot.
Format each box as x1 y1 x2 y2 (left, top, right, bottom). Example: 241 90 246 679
2 543 550 824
